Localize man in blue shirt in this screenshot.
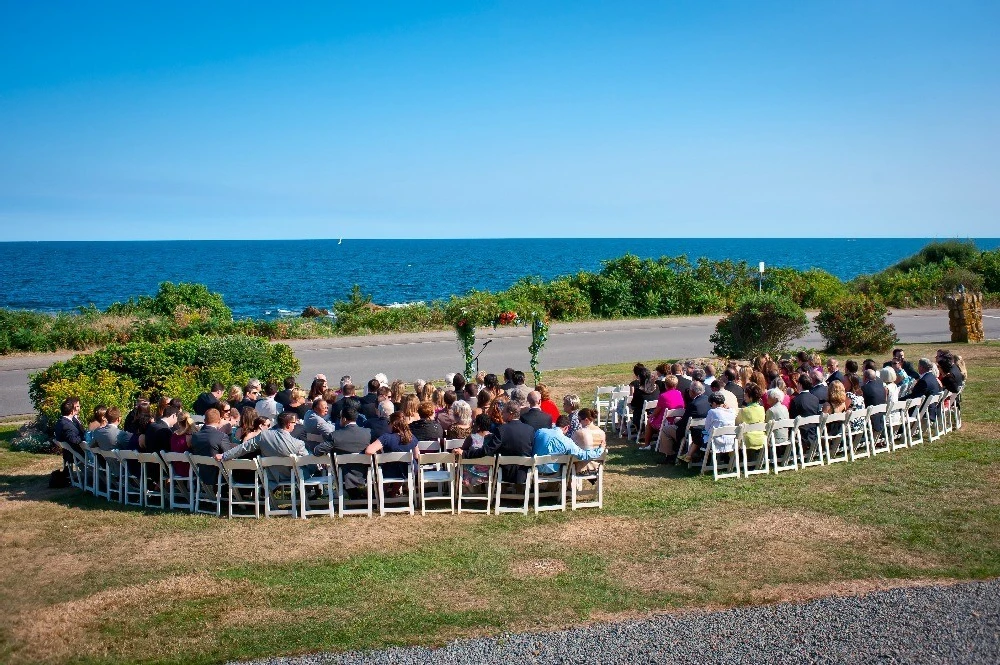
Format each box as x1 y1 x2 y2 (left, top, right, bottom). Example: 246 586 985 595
532 415 605 474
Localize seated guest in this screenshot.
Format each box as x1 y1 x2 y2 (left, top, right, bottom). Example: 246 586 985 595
123 398 151 434
361 385 391 420
255 382 284 421
681 392 733 463
821 380 849 437
629 364 658 432
87 405 108 434
843 373 867 437
144 406 179 454
237 384 260 412
220 412 313 483
307 377 326 401
460 414 495 489
219 401 240 437
500 368 516 392
825 358 843 384
910 357 943 418
410 401 444 442
171 411 195 454
365 411 420 482
535 384 561 423
937 352 964 393
366 400 393 442
723 368 745 408
520 391 554 431
193 383 225 416
809 369 829 404
563 394 582 438
303 398 336 451
359 379 381 418
191 408 232 485
447 400 474 440
390 380 406 411
330 383 362 422
313 406 372 461
399 394 420 424
452 373 467 401
233 407 261 444
646 375 684 447
674 381 710 460
275 376 296 409
735 383 766 453
710 380 739 412
436 391 459 431
463 382 479 411
458 401 535 484
671 363 692 400
532 415 606 474
226 385 244 410
91 406 131 451
790 373 822 448
474 390 491 419
572 408 606 474
284 388 309 419
765 388 791 448
887 348 920 380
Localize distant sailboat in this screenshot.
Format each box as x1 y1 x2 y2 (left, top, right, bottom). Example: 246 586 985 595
338 238 342 245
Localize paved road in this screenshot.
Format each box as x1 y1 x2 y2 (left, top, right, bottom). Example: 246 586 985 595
2 309 998 418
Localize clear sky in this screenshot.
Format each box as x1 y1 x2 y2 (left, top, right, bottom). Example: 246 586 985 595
1 1 998 240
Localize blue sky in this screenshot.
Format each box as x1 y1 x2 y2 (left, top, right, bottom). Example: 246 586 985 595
1 1 998 240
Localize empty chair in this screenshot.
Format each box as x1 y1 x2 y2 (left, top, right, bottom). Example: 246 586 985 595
457 455 494 514
570 450 605 510
222 457 262 518
865 404 890 455
137 452 168 509
294 454 335 518
116 450 144 506
417 451 457 515
334 452 374 517
608 388 629 435
820 412 849 464
594 386 615 429
766 419 798 473
374 451 415 515
739 422 770 476
794 415 824 468
258 457 298 518
493 454 533 515
189 454 226 516
160 451 194 511
532 454 570 512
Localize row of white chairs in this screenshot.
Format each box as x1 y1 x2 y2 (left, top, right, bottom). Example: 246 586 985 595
673 390 961 480
54 443 606 518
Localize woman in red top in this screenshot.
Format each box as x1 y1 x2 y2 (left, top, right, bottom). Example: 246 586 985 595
536 384 561 423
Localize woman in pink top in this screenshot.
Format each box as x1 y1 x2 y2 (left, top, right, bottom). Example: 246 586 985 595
643 375 685 446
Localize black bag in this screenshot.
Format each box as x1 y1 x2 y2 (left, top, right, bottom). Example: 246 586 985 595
48 468 71 488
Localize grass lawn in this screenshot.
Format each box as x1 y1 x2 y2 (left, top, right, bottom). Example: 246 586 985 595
1 342 998 664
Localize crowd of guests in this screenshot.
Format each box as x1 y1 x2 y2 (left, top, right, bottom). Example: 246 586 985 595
627 348 966 466
54 367 606 497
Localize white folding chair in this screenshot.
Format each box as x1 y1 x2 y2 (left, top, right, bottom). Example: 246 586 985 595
374 452 415 515
636 399 659 443
609 389 630 435
679 417 706 467
82 444 99 495
920 394 944 442
939 390 954 433
794 415 824 468
189 454 226 517
258 457 298 517
457 455 494 514
702 425 740 480
160 451 194 511
417 452 456 515
57 441 86 489
494 454 533 514
443 438 465 452
865 404 890 455
570 451 605 510
137 452 168 509
116 450 144 506
222 457 262 518
295 454 335 518
739 422 769 476
904 397 925 447
92 448 120 501
844 409 872 461
820 412 849 464
417 440 442 453
334 453 374 517
594 386 615 429
767 418 798 473
949 386 963 430
532 454 570 513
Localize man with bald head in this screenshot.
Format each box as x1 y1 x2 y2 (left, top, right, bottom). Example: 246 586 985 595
520 390 553 431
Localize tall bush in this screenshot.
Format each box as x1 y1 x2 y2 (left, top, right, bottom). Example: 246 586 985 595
815 294 898 354
710 293 809 359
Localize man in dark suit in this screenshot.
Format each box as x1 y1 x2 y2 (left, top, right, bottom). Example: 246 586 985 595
825 359 844 385
808 369 829 405
144 405 179 454
723 369 745 408
860 369 887 436
910 358 943 419
330 383 362 423
520 391 554 431
358 378 380 415
674 381 710 459
275 376 296 409
193 383 225 416
790 374 823 446
314 406 372 493
671 363 692 399
190 408 232 485
500 368 516 392
463 401 535 483
54 397 86 469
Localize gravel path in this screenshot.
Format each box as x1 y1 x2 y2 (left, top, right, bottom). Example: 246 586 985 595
238 579 1000 665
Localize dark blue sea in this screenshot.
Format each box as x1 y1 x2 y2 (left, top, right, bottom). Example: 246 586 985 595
3 238 998 319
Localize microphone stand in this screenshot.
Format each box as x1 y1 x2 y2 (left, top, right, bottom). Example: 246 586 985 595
471 339 492 375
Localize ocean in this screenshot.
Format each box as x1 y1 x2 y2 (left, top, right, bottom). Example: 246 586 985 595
3 238 997 319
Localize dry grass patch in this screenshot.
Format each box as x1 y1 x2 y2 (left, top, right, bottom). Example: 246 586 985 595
519 516 652 555
418 572 494 611
746 576 960 604
510 558 569 579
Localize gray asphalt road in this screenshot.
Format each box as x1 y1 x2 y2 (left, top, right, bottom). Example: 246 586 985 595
2 309 997 418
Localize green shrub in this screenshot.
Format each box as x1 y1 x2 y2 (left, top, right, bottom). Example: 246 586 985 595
815 294 898 354
35 369 141 428
710 293 809 359
973 249 1000 294
768 267 850 309
891 240 979 272
939 267 985 295
106 282 232 320
9 429 56 454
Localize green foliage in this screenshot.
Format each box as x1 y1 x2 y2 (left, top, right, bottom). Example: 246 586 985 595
709 293 809 359
768 267 850 309
891 240 979 272
9 429 55 454
815 294 898 354
106 281 233 320
939 267 984 295
30 335 300 427
973 249 1000 294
